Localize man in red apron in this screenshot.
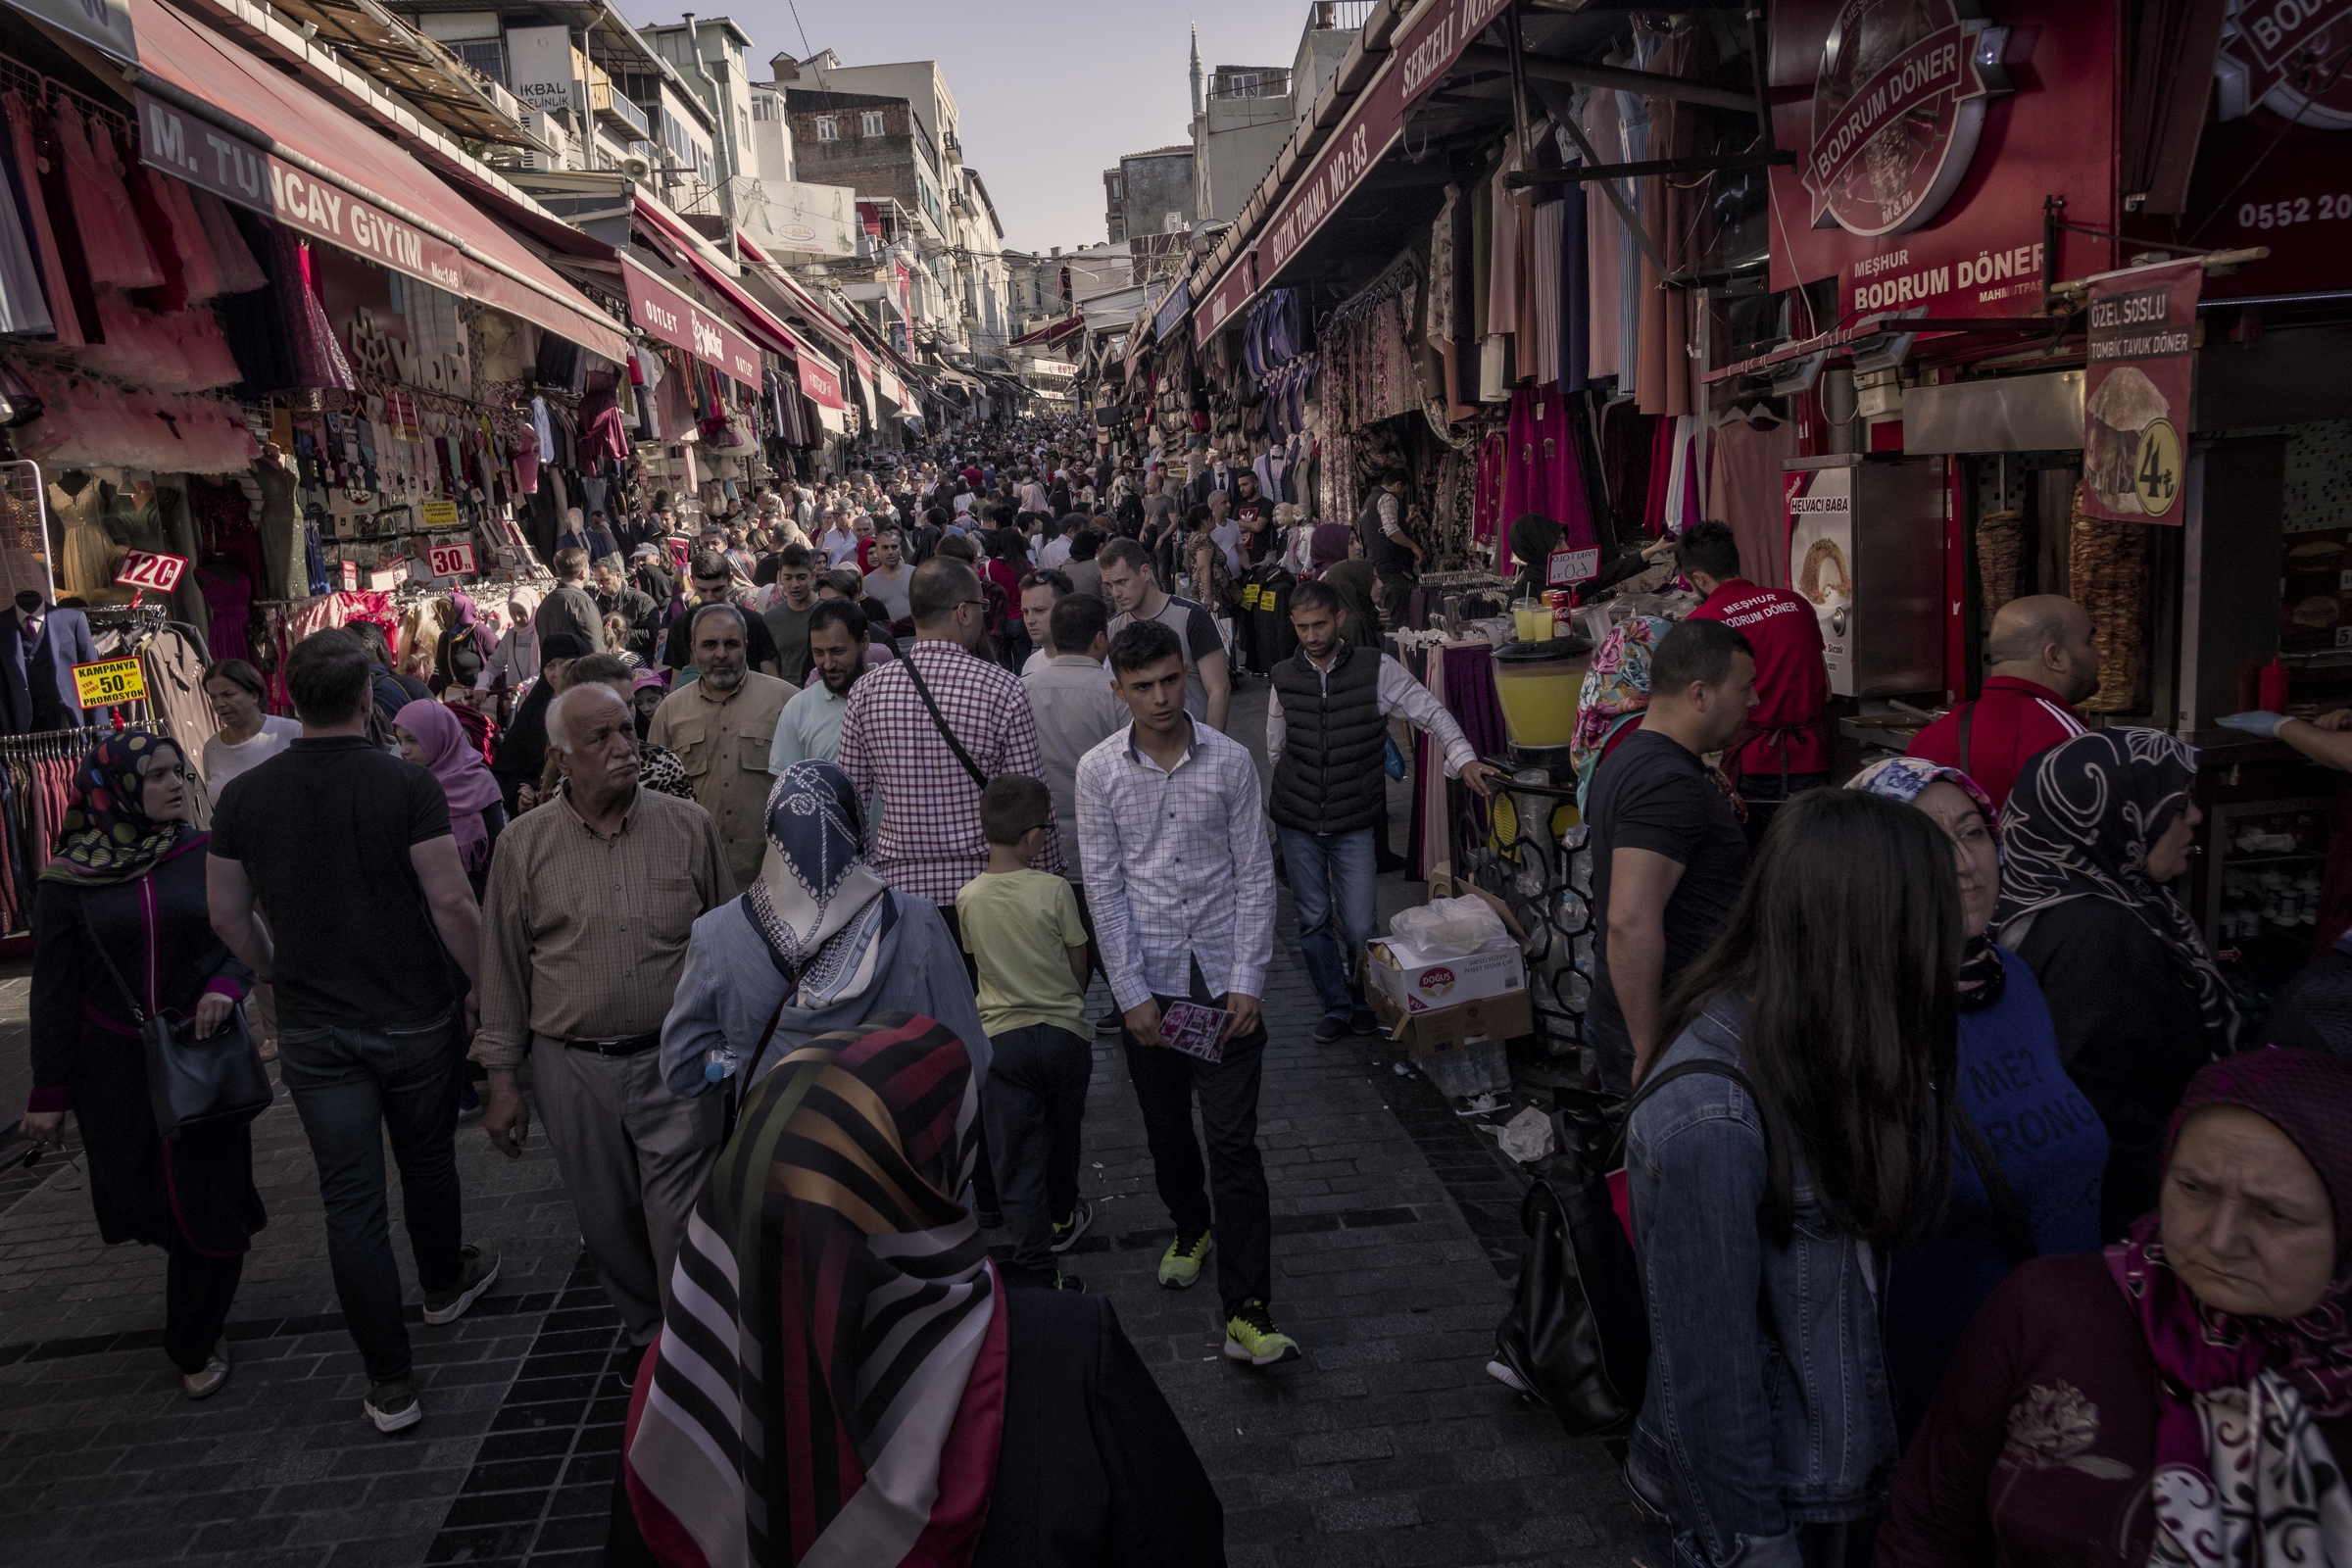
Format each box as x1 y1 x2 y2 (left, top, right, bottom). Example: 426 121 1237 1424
1678 520 1830 846
1907 595 2095 812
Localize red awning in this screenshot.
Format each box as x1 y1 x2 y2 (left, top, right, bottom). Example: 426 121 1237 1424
1010 314 1084 347
125 0 628 362
632 199 810 363
619 259 762 387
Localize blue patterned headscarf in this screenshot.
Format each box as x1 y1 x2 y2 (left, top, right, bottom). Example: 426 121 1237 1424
741 761 894 1004
1848 753 2009 1008
45 729 197 886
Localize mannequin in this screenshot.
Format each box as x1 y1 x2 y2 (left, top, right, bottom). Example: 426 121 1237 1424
0 589 97 733
48 471 112 599
251 446 300 600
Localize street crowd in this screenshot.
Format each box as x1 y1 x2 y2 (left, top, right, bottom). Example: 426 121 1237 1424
16 414 2352 1568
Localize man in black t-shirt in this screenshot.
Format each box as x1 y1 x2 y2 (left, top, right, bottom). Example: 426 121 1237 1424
208 628 500 1435
1587 617 1758 1094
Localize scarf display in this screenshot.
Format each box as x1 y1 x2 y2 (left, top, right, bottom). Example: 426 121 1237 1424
43 730 196 886
394 700 503 870
1995 729 2238 1053
2108 1050 2352 1568
1846 755 2007 1009
745 761 892 1007
625 1012 1004 1568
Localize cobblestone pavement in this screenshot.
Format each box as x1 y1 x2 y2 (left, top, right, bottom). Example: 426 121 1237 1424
0 685 1639 1566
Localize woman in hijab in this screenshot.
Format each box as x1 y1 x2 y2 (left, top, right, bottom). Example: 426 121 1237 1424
1847 757 2108 1444
623 1011 1222 1568
1506 512 1563 599
1569 614 1676 810
1322 558 1383 649
492 631 590 814
661 761 987 1099
1997 730 2237 1239
1304 519 1354 580
1879 1048 2352 1566
433 590 495 695
394 700 507 896
16 731 260 1400
478 586 543 702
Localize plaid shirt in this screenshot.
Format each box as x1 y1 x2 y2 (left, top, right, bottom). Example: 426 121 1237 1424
1075 718 1274 1011
838 638 1061 903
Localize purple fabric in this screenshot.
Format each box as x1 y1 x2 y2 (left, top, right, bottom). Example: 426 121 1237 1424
1499 388 1595 555
1444 642 1508 762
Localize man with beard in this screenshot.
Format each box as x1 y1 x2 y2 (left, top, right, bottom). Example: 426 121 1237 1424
645 604 795 889
766 600 870 773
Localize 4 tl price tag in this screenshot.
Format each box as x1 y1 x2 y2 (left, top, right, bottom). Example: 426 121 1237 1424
1546 547 1599 586
113 550 188 594
428 541 477 578
72 657 145 710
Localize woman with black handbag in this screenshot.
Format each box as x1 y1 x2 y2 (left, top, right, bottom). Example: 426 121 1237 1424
16 730 263 1399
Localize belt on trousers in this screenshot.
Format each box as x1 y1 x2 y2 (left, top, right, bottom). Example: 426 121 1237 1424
559 1031 661 1056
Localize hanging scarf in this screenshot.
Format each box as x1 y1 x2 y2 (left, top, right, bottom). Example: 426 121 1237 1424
395 701 503 871
625 1013 1004 1568
43 729 196 886
1846 755 2008 1010
744 761 892 1007
1995 729 2238 1053
2107 1050 2352 1568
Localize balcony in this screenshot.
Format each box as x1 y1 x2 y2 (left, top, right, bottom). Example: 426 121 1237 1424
1208 70 1291 101
1315 1 1373 28
589 70 651 139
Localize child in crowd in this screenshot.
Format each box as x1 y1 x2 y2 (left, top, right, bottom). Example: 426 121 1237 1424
956 775 1095 1288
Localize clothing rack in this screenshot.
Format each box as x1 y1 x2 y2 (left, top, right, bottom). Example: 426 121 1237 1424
0 727 99 761
0 56 130 136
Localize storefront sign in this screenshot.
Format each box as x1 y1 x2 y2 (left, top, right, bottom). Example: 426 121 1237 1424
427 540 477 577
112 550 186 594
797 353 845 411
2223 0 2352 127
420 499 461 529
1800 0 2010 237
72 657 145 710
1152 279 1192 341
741 179 858 259
504 25 575 113
5 0 137 63
134 90 270 215
2081 258 2199 524
621 266 762 387
1196 0 1512 343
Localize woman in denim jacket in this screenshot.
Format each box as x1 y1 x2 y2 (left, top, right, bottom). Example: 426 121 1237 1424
1625 791 1961 1568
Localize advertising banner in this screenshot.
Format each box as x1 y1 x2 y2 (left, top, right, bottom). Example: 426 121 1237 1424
622 265 762 387
1787 467 1857 695
2080 259 2199 524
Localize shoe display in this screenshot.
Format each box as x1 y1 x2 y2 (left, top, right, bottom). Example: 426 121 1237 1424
1158 1225 1213 1289
1311 1014 1348 1044
1049 1197 1094 1253
363 1374 421 1433
421 1244 500 1325
1224 1299 1301 1366
180 1338 229 1400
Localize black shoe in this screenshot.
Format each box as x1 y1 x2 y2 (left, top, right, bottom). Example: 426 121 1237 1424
1312 1014 1349 1044
1094 1009 1124 1038
1348 1007 1380 1036
456 1081 482 1122
1049 1197 1094 1253
976 1208 1004 1230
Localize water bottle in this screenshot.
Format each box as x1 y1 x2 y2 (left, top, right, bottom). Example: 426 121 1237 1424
704 1046 738 1084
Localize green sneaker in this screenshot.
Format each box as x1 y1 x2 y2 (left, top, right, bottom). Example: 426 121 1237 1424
1049 1198 1094 1254
422 1244 500 1325
363 1373 421 1433
1224 1299 1300 1367
1157 1224 1213 1290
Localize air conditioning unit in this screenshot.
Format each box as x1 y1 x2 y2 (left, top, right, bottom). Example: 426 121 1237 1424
515 108 573 172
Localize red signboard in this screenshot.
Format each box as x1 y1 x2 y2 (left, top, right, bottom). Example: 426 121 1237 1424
1194 0 1512 343
113 550 188 594
2081 259 2199 524
427 540 478 578
1767 0 2118 323
622 265 762 387
797 353 845 411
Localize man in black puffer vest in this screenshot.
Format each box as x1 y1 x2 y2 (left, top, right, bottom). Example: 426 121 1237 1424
1267 581 1500 1042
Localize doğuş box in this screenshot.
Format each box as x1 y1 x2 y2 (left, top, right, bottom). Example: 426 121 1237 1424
1364 937 1525 1014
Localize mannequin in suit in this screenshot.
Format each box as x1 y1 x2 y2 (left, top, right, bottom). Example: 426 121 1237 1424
1187 449 1239 510
0 590 98 733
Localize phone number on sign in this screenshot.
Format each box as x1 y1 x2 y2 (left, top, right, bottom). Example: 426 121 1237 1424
2238 195 2352 229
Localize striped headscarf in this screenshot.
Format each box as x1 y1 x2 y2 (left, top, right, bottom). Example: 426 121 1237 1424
624 1013 1004 1568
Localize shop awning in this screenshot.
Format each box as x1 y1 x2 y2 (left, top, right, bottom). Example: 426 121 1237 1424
633 199 813 364
124 0 629 362
735 235 867 363
619 258 761 386
1010 314 1084 347
258 0 540 148
797 345 845 411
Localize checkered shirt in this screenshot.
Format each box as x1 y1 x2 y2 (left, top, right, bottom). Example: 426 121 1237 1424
837 638 1061 904
1075 718 1275 1012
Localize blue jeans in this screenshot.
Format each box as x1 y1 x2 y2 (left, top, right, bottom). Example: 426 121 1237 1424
276 1010 466 1382
1277 826 1377 1019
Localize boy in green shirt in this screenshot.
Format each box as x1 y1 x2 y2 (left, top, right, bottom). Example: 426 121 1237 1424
956 775 1094 1287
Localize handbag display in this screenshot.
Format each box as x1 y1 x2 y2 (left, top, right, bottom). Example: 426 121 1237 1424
1489 1059 1769 1439
80 905 272 1141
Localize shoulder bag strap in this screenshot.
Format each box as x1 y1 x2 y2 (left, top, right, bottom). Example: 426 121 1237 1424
899 652 990 790
721 994 793 1145
1958 699 1977 777
1951 1097 2038 1265
74 893 148 1023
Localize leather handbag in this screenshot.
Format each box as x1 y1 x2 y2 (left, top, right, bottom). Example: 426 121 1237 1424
1490 1060 1767 1440
80 905 272 1141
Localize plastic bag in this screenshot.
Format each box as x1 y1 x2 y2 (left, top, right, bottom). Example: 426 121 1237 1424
1390 895 1512 956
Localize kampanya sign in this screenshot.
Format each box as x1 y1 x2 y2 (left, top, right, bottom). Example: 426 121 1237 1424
1803 0 2011 236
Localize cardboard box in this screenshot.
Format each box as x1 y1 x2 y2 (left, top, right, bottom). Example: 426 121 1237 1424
1365 935 1526 1014
1367 981 1536 1059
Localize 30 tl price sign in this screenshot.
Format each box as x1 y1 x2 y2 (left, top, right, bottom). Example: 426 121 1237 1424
72 657 146 710
113 550 188 594
427 541 477 578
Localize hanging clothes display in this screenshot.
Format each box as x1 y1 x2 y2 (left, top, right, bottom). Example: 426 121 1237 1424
1708 409 1798 586
1500 388 1597 558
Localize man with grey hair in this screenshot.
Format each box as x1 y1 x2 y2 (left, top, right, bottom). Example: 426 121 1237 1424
474 681 732 1347
646 601 794 888
1907 593 2096 811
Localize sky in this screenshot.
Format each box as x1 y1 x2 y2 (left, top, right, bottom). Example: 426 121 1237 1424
646 0 1323 253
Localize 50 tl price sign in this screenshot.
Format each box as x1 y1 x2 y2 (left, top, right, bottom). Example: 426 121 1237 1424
72 657 145 710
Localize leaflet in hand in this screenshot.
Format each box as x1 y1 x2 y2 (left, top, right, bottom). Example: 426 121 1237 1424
1156 1002 1232 1062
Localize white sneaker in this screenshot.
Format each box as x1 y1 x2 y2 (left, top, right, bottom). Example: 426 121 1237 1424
181 1338 229 1400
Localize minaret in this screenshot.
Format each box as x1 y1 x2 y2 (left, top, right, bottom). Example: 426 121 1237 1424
1189 24 1203 120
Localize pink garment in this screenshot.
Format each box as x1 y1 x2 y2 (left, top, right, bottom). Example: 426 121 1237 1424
394 700 502 870
1583 94 1622 383
5 94 79 348
1498 385 1595 556
56 101 159 291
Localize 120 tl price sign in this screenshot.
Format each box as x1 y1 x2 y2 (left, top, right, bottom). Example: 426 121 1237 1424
113 551 188 594
427 541 477 578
